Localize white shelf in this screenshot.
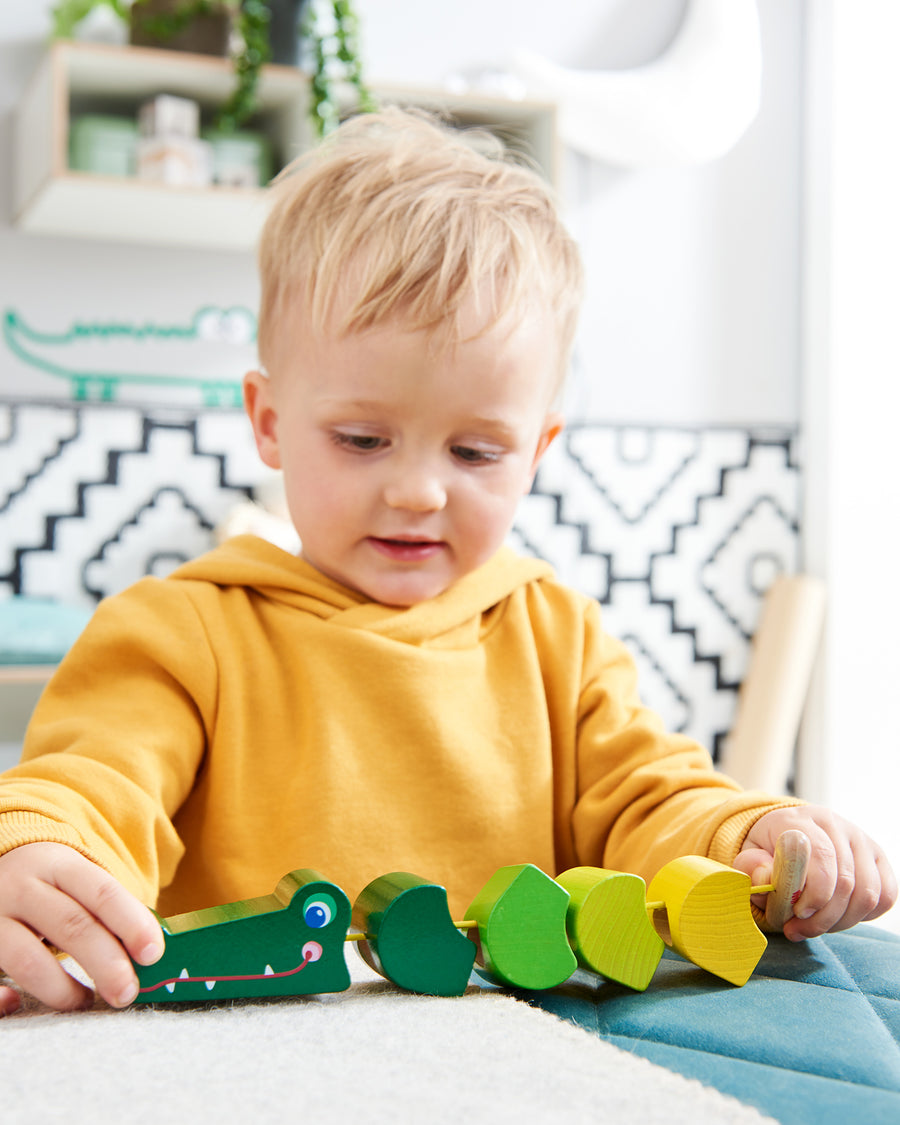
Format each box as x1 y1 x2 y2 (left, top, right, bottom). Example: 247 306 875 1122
0 666 56 684
12 41 557 252
13 40 310 251
18 171 274 252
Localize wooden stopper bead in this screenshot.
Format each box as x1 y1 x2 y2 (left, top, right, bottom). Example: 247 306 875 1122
762 830 812 932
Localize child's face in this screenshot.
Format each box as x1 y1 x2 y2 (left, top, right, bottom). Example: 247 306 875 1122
244 307 562 606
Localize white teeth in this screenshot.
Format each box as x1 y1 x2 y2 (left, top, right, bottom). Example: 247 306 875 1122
205 981 216 991
264 965 274 976
166 968 189 993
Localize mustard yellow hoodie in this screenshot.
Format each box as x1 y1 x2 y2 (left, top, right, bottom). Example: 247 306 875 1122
0 536 798 918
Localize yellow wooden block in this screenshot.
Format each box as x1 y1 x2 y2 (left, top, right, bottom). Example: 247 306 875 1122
556 867 664 991
647 856 767 986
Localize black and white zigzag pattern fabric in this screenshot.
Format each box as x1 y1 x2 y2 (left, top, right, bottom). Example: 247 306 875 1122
516 426 799 755
0 400 799 757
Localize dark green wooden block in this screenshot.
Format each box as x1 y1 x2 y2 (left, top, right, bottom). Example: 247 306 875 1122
353 872 476 997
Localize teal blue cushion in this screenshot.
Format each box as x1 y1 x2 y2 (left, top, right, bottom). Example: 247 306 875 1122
0 596 93 664
522 925 900 1124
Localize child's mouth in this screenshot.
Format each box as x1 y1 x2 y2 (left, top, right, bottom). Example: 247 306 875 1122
368 537 445 562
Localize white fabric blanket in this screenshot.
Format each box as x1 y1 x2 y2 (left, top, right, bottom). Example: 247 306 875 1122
0 957 776 1124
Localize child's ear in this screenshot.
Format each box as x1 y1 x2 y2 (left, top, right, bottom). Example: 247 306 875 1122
526 412 564 489
243 370 282 470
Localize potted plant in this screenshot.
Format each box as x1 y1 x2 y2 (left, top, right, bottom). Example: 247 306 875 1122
127 1 270 131
52 0 373 136
129 0 232 55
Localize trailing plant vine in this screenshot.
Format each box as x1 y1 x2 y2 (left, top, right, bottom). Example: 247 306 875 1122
216 1 272 132
304 0 376 138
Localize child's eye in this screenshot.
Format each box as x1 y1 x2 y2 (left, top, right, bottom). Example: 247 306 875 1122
452 446 501 465
332 432 388 453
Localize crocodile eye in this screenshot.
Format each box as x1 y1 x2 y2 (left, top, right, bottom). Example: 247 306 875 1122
304 894 336 929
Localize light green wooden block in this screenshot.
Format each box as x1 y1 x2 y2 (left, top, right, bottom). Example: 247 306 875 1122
556 866 664 991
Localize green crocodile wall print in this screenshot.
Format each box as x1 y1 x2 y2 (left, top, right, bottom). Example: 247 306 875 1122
2 306 256 407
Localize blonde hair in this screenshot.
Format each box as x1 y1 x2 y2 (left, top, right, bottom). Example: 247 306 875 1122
257 107 584 389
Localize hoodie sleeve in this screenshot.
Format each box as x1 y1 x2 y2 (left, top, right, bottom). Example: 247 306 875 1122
0 577 216 906
570 598 803 881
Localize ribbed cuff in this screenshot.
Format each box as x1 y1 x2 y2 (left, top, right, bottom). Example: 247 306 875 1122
0 809 91 861
707 793 807 867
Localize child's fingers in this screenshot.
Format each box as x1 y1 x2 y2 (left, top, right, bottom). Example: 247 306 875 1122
789 824 844 918
784 828 883 938
730 846 776 912
44 848 164 970
13 877 142 1008
0 983 22 1016
744 812 897 938
0 844 163 1010
870 851 899 921
31 850 163 1008
738 817 843 933
0 916 93 1012
736 832 815 928
821 833 892 929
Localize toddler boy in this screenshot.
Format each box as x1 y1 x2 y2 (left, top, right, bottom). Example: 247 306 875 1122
0 109 894 1015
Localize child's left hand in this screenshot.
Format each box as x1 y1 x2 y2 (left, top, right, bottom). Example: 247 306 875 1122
732 806 897 941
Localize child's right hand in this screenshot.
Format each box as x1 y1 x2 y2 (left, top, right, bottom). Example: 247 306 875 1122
0 843 164 1015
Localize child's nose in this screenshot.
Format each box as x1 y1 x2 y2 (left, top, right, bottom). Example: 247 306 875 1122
383 468 447 512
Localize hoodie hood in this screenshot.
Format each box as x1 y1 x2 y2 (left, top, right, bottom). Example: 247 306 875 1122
170 535 554 644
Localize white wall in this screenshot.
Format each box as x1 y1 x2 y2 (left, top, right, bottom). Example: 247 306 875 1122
0 0 803 427
364 0 803 427
799 0 900 907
